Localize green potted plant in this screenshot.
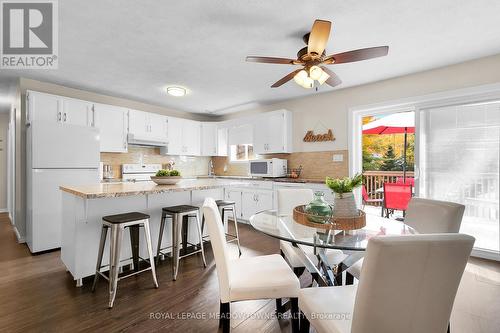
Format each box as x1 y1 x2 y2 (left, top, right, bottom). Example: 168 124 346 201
150 169 182 185
326 173 363 217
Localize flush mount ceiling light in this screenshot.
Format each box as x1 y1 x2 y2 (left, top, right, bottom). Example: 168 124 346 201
166 86 187 97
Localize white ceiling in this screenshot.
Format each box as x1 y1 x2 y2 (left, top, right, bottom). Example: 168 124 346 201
1 0 500 115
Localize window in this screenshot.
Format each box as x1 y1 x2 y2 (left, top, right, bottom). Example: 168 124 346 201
229 144 255 162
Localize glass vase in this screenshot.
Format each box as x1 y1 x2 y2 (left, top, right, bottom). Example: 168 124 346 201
304 191 333 224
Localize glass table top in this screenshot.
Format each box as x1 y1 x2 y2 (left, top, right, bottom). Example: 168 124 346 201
249 210 417 251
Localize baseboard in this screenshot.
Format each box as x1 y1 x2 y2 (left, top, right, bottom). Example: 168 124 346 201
0 208 7 213
13 226 26 243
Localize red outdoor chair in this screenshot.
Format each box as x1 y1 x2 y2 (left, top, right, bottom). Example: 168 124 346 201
383 183 413 218
362 185 383 209
396 177 415 187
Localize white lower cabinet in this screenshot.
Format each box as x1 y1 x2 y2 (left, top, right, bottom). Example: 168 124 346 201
225 182 274 222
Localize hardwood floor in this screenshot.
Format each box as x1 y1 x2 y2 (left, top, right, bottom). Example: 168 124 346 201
0 212 499 333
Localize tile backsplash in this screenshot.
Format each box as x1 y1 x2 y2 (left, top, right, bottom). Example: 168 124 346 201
212 150 349 181
100 146 210 179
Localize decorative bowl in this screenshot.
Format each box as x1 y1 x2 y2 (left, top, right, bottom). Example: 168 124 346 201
150 176 182 185
293 205 366 230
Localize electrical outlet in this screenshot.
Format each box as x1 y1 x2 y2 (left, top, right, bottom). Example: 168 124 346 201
332 154 343 162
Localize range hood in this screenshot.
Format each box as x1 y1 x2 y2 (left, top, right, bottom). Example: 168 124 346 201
127 133 168 147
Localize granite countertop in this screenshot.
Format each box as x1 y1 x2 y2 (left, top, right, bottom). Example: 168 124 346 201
60 179 244 199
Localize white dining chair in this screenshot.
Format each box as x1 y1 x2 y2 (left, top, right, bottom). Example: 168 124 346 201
299 233 475 333
277 189 347 278
346 198 465 282
202 198 300 333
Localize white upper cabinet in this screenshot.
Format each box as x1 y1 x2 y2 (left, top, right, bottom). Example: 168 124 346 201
128 109 167 145
148 113 168 141
166 116 183 155
27 91 92 127
200 122 217 156
93 103 128 153
62 98 92 127
253 110 293 154
164 117 201 156
182 119 201 156
217 126 228 156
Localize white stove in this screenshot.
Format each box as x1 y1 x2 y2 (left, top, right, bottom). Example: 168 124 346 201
122 163 162 182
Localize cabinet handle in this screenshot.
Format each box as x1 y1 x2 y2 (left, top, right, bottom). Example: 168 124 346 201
57 111 62 122
63 113 67 122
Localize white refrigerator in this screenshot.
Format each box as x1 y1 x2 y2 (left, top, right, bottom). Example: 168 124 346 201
26 121 100 253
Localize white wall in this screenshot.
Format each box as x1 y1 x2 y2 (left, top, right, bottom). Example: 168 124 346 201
0 112 8 211
222 53 500 153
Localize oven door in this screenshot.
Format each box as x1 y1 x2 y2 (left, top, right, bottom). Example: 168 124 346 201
249 161 270 177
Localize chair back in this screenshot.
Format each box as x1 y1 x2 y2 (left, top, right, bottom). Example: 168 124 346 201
277 188 314 216
383 183 412 211
396 177 415 186
405 198 465 234
202 198 231 303
352 234 474 333
361 185 369 202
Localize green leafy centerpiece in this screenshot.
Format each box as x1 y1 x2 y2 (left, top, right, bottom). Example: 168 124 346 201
151 169 182 185
326 173 363 217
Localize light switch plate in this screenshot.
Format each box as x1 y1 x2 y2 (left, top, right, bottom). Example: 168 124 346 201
332 154 343 162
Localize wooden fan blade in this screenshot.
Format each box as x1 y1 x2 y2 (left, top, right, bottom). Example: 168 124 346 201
246 56 297 64
307 20 331 56
320 67 342 87
271 69 302 88
325 46 389 64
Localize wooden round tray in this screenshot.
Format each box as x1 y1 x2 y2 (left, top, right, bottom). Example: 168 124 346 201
293 205 366 230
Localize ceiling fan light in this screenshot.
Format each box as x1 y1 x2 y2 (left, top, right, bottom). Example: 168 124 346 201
309 65 323 80
301 76 314 89
293 69 308 85
317 71 330 85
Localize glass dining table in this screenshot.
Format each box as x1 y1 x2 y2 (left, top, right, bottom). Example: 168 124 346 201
249 210 417 286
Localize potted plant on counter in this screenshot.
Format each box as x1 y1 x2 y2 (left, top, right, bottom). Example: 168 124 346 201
326 173 363 217
151 169 182 185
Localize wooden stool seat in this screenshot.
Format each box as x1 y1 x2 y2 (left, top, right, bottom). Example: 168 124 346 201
103 212 150 224
162 205 198 214
215 200 236 206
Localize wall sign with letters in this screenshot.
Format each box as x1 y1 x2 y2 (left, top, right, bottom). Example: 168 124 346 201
303 129 335 142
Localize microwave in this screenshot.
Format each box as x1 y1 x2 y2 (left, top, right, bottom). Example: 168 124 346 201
249 158 287 178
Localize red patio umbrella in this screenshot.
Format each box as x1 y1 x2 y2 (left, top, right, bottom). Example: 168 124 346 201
362 112 415 181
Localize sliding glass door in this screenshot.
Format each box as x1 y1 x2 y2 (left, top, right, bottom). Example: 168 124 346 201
418 101 500 257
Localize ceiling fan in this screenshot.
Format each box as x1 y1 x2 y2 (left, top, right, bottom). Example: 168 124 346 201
246 20 389 89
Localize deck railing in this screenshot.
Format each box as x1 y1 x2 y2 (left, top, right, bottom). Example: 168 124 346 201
363 171 415 206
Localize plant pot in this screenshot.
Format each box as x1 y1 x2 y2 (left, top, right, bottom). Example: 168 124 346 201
332 192 358 217
150 176 182 185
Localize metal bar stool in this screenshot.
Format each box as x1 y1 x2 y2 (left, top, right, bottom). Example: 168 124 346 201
156 205 206 280
202 200 242 256
92 212 158 308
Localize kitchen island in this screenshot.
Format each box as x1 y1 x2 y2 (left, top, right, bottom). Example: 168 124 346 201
59 179 243 286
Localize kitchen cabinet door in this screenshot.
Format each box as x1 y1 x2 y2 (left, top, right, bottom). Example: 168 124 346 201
252 121 268 154
166 116 183 155
94 104 128 152
266 111 286 153
148 113 168 141
225 189 242 221
254 190 274 213
62 98 92 127
27 91 63 124
217 127 228 156
182 120 201 156
201 122 217 156
241 191 257 220
128 109 149 138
